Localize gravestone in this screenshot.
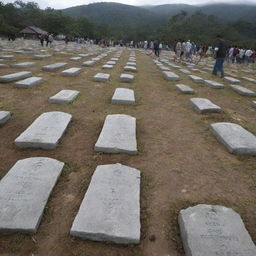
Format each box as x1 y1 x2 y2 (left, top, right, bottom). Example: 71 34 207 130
49 90 80 104
204 80 224 89
124 66 137 72
163 71 180 81
179 204 256 256
93 73 110 82
61 68 82 77
189 75 204 83
0 64 8 68
102 64 113 69
179 69 191 74
120 74 134 83
15 111 72 149
211 122 256 155
15 77 43 88
229 84 256 97
11 62 36 68
70 163 141 244
34 54 52 59
159 66 170 71
0 111 10 125
176 84 195 94
0 71 32 83
106 61 116 65
70 57 82 61
82 61 95 67
224 76 240 84
252 101 256 109
242 77 256 83
0 157 64 234
95 114 137 154
111 58 119 61
42 63 67 71
0 55 14 60
190 98 221 114
126 62 136 66
112 88 135 105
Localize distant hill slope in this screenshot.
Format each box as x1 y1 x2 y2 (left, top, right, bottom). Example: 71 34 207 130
62 2 256 27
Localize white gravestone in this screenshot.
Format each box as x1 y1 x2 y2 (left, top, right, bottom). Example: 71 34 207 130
179 204 256 256
11 62 36 68
111 88 135 105
124 66 137 72
49 90 80 104
120 74 134 83
229 84 256 97
61 68 82 77
190 98 221 114
211 122 256 155
70 163 141 244
0 111 11 125
0 157 64 234
95 114 137 154
163 71 180 81
42 62 67 71
188 75 204 83
224 76 240 84
0 71 32 83
15 111 72 149
82 61 95 67
93 73 110 82
204 80 224 89
15 77 43 88
176 84 195 94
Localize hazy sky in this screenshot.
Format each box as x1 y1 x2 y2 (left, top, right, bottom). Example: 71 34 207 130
2 0 256 9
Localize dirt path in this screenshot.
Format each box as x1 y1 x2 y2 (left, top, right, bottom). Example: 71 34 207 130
0 48 255 256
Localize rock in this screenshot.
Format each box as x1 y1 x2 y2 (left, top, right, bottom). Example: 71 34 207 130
0 111 11 125
15 77 43 88
93 73 110 82
70 163 141 244
189 98 221 114
179 204 256 256
111 88 135 105
211 122 256 155
42 62 67 71
188 75 204 83
95 114 137 154
61 67 82 77
163 71 180 81
204 80 224 89
229 84 256 97
124 66 137 72
120 74 134 83
0 157 64 234
176 84 195 94
11 62 36 68
82 60 95 67
15 111 72 149
49 90 80 104
0 71 32 83
224 76 240 84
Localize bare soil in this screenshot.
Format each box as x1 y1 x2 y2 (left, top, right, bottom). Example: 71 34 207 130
0 47 255 256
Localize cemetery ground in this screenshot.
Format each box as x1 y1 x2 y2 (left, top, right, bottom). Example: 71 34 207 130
0 48 256 256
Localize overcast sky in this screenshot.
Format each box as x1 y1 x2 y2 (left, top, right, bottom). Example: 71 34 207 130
2 0 256 9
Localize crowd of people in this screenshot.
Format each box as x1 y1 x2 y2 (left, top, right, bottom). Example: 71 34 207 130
39 33 54 47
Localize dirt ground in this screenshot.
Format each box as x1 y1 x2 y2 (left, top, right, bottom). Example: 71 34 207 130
0 46 255 256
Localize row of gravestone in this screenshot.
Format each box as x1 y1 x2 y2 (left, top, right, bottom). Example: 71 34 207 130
152 59 256 156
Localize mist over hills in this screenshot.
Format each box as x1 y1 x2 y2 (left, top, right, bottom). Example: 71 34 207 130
62 2 256 28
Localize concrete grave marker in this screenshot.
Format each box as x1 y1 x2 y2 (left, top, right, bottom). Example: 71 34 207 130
11 62 35 68
179 204 256 256
0 157 64 234
211 122 256 155
190 98 221 113
70 163 141 244
61 67 82 77
176 84 195 94
0 71 32 83
42 62 67 71
189 75 204 83
252 101 256 109
34 54 52 59
242 77 256 83
93 73 110 82
0 111 11 125
224 76 240 84
82 60 95 67
124 66 137 72
120 74 134 83
15 111 72 149
70 57 82 61
111 88 135 105
204 80 224 89
163 71 180 81
102 64 113 69
49 90 80 104
15 77 43 88
229 84 256 97
95 114 137 154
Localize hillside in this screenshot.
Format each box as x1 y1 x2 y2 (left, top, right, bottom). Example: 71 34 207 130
62 2 256 27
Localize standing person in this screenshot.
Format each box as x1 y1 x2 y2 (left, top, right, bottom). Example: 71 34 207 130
185 40 192 61
175 40 182 62
39 34 44 47
159 42 163 55
181 40 186 60
212 35 227 78
154 40 160 57
245 48 253 65
48 34 53 48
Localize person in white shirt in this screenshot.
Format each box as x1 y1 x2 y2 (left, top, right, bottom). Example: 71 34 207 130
245 49 253 64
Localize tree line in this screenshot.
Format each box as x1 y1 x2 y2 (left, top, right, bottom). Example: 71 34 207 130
0 1 255 48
